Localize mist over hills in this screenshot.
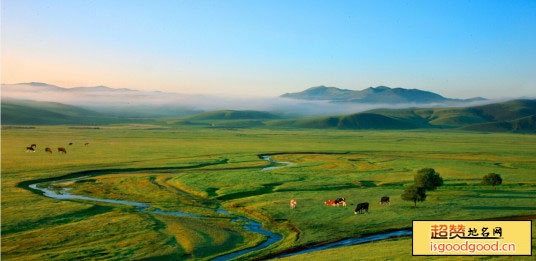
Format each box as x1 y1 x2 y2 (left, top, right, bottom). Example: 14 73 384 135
281 85 486 104
2 93 535 133
2 82 495 118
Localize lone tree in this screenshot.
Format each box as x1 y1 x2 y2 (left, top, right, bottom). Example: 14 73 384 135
401 185 426 208
482 173 502 190
415 168 443 191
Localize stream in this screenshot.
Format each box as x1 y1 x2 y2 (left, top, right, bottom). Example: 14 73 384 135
26 154 412 260
27 155 290 260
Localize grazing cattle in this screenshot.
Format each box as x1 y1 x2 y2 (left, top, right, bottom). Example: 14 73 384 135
58 147 67 154
68 142 73 145
335 197 347 206
84 142 89 146
26 146 35 152
354 202 369 214
324 200 337 206
45 148 52 153
380 196 390 205
290 199 297 209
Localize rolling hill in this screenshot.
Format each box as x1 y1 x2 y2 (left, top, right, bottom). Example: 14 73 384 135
267 113 418 130
1 99 134 125
267 99 536 133
186 110 281 120
281 85 485 104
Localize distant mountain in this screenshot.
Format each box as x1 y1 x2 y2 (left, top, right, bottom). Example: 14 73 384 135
2 82 170 102
281 85 486 104
267 99 536 133
1 98 134 125
2 82 203 118
187 110 281 120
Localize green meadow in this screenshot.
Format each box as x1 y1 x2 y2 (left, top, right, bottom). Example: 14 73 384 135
2 125 536 260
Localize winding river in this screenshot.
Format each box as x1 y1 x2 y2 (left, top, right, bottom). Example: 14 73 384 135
25 154 412 260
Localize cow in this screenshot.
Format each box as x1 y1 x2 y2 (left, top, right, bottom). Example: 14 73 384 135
324 200 337 206
84 142 89 146
354 202 369 214
380 196 390 206
31 144 37 148
58 147 67 154
290 199 297 209
335 197 347 206
68 142 73 145
45 148 52 153
26 146 35 152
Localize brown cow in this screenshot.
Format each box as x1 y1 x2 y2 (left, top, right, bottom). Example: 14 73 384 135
290 199 297 209
84 142 89 146
45 148 52 153
58 147 67 154
324 200 337 206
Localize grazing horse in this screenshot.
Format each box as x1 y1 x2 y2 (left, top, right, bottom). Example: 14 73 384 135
68 142 73 145
354 202 369 214
26 146 35 152
380 196 390 205
84 142 89 146
58 147 67 154
45 148 52 153
290 199 297 209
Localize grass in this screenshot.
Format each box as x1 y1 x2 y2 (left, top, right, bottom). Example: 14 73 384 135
2 125 536 259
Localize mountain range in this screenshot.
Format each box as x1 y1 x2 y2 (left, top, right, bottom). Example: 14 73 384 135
281 85 486 104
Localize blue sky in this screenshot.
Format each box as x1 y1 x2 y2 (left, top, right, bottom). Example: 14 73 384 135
2 0 535 98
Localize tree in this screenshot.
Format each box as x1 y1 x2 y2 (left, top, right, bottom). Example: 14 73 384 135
415 168 443 191
401 185 426 208
482 173 502 190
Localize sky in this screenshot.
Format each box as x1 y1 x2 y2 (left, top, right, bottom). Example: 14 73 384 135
2 0 535 99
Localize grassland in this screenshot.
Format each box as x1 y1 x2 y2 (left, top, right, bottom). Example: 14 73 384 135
2 125 536 259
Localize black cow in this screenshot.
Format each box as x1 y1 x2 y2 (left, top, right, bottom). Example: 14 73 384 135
335 197 346 206
68 142 73 145
380 196 390 205
354 202 369 214
26 146 35 152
